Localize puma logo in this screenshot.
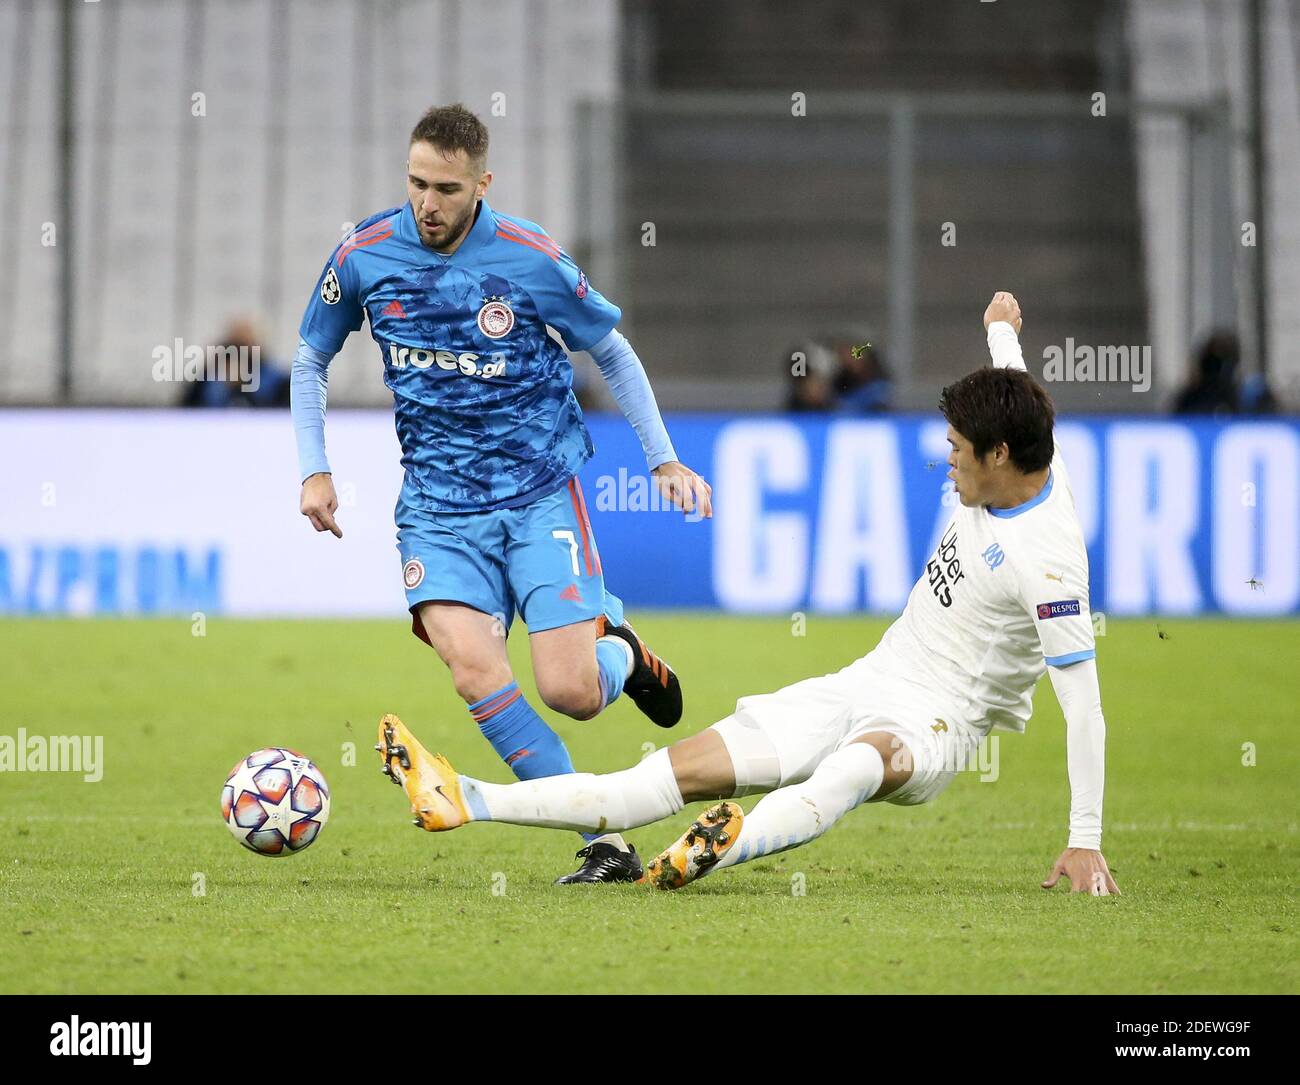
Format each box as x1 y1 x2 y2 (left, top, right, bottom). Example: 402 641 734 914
1045 571 1065 584
931 719 948 734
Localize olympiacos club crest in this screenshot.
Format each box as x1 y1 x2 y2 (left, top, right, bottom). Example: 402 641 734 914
477 298 515 339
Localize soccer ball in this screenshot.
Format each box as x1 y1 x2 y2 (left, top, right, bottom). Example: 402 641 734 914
221 747 330 856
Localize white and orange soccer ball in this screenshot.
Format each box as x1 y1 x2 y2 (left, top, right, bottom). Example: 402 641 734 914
221 748 330 856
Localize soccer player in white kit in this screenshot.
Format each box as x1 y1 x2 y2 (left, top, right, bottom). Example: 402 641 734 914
376 292 1121 896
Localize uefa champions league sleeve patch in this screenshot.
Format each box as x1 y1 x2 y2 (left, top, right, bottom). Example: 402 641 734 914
402 558 425 590
320 267 342 305
1036 599 1081 619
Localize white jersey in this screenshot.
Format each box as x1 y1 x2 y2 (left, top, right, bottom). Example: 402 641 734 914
873 443 1095 734
721 321 1105 848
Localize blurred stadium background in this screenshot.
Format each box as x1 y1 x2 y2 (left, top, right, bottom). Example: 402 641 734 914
0 0 1297 616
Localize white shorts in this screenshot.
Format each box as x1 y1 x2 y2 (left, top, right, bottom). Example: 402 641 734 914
711 649 984 807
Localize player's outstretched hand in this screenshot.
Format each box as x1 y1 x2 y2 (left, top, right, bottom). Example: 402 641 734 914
300 471 343 538
1041 847 1121 896
652 461 713 520
983 291 1023 335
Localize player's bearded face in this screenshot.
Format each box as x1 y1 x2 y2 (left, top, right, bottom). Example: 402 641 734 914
406 142 490 252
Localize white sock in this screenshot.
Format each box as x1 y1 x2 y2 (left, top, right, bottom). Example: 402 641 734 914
715 743 884 869
588 832 630 852
598 634 635 679
461 747 684 833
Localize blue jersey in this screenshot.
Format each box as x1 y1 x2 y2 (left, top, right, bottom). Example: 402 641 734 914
299 199 622 512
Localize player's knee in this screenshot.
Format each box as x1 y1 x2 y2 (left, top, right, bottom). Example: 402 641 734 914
668 730 740 802
448 658 513 706
537 676 602 721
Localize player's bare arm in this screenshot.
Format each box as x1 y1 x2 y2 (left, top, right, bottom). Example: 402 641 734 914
300 471 342 538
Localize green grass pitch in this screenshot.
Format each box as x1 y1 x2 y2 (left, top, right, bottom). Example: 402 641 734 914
1 615 1295 994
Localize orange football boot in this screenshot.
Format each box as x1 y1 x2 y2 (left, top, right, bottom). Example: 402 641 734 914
642 801 744 890
375 714 469 831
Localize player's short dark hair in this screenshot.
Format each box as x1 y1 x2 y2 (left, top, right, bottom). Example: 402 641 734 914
409 103 489 169
939 367 1055 473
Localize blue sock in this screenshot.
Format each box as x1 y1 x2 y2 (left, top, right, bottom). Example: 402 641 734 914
469 682 599 843
595 638 630 710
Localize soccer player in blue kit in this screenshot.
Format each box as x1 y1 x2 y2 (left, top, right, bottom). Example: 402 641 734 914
291 104 712 883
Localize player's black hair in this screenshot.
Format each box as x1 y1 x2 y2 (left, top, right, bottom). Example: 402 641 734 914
939 366 1055 473
409 103 489 168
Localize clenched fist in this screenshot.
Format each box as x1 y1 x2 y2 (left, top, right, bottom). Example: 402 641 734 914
983 291 1023 335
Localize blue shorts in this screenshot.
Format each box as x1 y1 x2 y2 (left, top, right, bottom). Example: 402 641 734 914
396 477 624 642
